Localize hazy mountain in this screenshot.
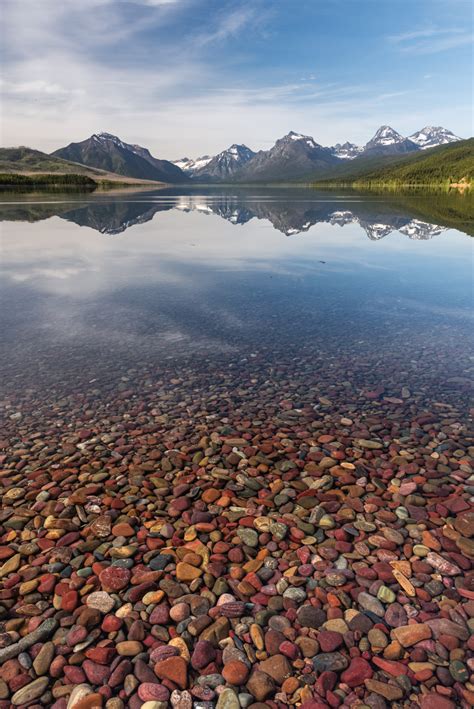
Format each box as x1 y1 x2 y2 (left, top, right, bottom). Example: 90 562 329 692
174 155 213 174
330 142 364 160
408 126 462 150
52 132 189 183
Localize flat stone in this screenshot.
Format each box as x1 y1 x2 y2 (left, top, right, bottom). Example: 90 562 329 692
297 606 326 628
12 677 49 706
313 652 349 673
364 679 403 701
258 654 291 684
86 591 115 613
154 657 188 689
246 670 275 701
392 624 431 647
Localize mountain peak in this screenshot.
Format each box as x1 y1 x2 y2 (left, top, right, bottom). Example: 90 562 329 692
53 133 190 183
330 141 363 160
408 126 462 150
369 125 405 145
278 131 322 149
93 132 123 144
224 144 254 160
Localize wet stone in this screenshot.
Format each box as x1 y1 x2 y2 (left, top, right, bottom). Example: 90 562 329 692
0 302 472 709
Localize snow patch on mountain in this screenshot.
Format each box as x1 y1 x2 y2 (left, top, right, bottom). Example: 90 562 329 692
174 155 213 173
367 125 406 146
408 126 462 150
330 142 364 160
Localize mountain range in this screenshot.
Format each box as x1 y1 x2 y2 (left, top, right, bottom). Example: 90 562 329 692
1 125 466 185
172 125 462 182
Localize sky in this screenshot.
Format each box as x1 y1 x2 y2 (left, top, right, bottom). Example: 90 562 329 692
1 0 473 159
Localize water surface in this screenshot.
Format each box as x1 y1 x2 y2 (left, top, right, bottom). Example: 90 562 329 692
1 188 472 430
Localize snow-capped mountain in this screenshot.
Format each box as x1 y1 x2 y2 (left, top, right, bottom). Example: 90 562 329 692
193 144 256 180
330 142 364 160
408 126 462 150
174 155 213 174
52 124 464 185
234 131 339 182
361 125 419 156
53 132 189 183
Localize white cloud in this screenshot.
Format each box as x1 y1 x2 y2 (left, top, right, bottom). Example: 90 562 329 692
389 27 473 54
1 2 471 155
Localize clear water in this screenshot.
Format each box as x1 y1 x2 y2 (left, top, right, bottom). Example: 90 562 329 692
0 188 472 427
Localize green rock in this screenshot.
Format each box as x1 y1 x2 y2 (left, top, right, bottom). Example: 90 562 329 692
449 660 468 682
237 528 258 547
377 586 396 603
269 523 288 540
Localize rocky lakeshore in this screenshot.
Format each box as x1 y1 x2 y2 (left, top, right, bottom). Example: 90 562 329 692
0 337 473 709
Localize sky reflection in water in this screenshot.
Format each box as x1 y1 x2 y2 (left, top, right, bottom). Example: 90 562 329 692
0 190 472 388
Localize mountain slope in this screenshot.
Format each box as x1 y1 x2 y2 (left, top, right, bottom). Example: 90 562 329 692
52 133 189 183
0 147 107 175
233 132 339 182
0 147 167 185
313 138 474 186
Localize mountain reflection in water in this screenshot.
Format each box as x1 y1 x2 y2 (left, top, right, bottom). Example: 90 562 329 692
0 188 472 238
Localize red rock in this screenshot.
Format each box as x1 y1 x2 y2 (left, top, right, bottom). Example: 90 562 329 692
420 694 456 709
318 631 343 652
111 522 135 537
137 683 170 701
61 589 79 611
101 615 122 632
191 640 216 670
83 660 111 684
85 647 116 664
340 657 373 687
64 666 86 683
222 661 250 685
99 566 131 592
372 658 408 676
154 657 188 689
279 640 299 660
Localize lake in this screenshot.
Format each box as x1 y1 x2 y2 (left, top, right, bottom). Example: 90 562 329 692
1 188 472 401
0 188 473 708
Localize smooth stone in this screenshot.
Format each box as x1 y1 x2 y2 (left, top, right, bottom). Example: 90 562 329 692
86 591 115 613
12 677 49 706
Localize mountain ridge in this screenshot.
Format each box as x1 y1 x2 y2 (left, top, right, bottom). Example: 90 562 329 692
0 146 167 185
53 132 189 183
172 125 464 182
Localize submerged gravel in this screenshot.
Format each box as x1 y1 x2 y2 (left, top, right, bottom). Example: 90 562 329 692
0 334 472 709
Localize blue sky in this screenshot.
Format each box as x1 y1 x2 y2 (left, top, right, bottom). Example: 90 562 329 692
1 0 472 158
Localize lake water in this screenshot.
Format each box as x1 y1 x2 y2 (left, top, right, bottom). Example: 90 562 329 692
1 188 472 410
1 188 473 708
